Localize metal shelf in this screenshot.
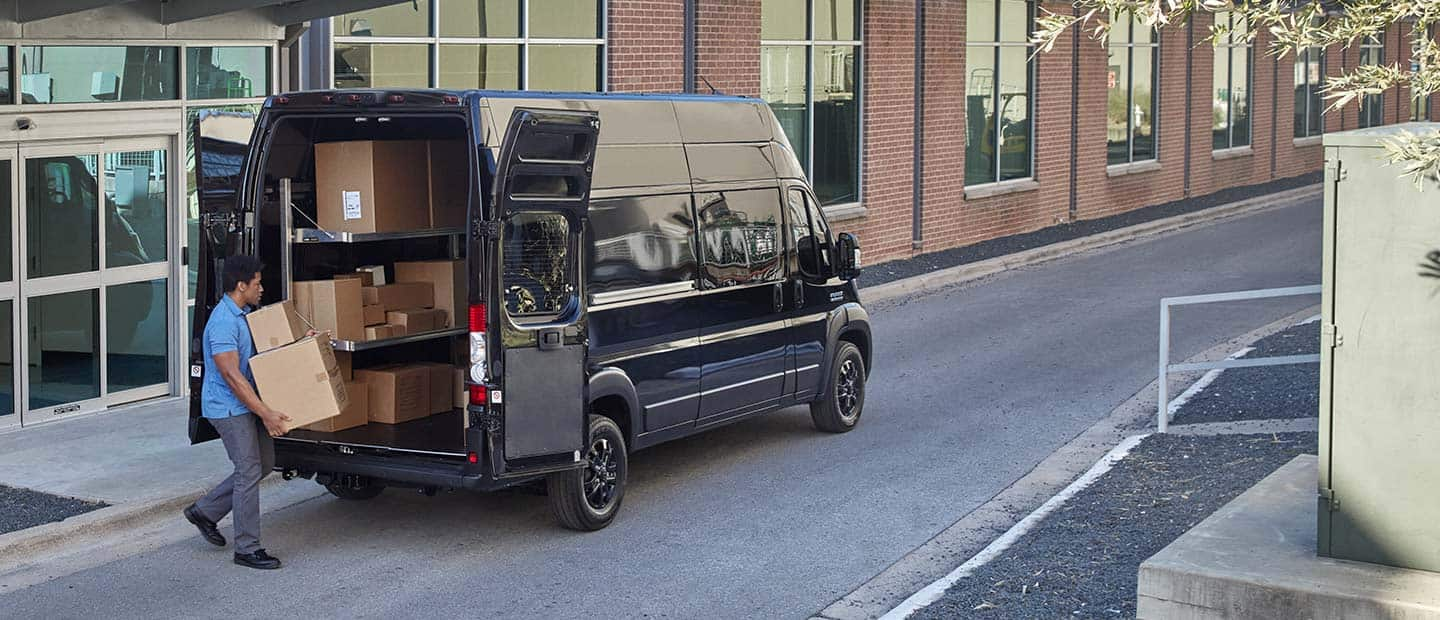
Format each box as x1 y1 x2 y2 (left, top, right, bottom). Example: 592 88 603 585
331 327 466 352
294 227 465 244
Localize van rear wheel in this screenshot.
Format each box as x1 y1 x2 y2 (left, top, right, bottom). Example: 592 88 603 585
811 342 866 433
547 415 627 531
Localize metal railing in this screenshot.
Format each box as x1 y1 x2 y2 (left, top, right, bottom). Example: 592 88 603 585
1157 284 1322 432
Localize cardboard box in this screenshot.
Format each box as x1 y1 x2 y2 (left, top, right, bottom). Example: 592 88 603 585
246 300 308 353
395 260 465 328
363 304 386 326
386 308 443 334
357 265 387 286
365 324 400 340
355 365 430 424
427 140 469 229
315 140 431 234
334 271 374 287
417 362 454 414
453 368 467 410
361 286 380 306
250 336 349 433
335 351 353 380
302 380 369 432
291 279 364 343
374 282 433 311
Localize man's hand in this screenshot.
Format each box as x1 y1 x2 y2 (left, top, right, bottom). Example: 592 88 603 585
258 408 293 437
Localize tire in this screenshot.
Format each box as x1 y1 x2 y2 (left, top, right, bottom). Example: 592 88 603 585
547 415 627 531
324 478 385 500
811 341 867 433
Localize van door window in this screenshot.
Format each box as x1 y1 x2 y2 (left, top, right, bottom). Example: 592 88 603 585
785 188 832 278
502 212 574 321
588 195 696 295
696 189 784 288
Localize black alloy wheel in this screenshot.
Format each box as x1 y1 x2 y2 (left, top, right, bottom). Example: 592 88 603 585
548 415 627 531
811 341 867 433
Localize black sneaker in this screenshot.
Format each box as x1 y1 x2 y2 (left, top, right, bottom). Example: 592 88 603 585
234 549 282 570
183 504 226 547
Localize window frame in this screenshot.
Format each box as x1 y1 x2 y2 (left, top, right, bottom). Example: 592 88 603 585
1295 46 1326 138
330 0 608 91
1359 34 1385 129
759 0 864 209
964 0 1037 188
1212 10 1252 151
1107 11 1159 166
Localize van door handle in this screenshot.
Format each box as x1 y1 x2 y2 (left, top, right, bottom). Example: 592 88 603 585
793 280 804 308
772 282 784 313
538 328 563 351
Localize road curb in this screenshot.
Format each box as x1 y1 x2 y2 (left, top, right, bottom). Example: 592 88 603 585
861 185 1321 305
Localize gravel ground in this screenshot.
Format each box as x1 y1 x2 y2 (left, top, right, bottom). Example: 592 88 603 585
912 432 1317 620
860 174 1319 288
1172 321 1320 424
0 485 107 535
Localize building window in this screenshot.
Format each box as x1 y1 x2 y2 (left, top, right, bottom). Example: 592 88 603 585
1107 11 1158 165
964 0 1034 186
1411 32 1430 122
1295 47 1325 138
1212 11 1250 150
333 0 604 91
20 46 178 104
760 0 861 206
1359 34 1384 128
187 47 270 100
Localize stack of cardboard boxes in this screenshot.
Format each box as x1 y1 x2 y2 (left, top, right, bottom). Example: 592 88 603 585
291 259 461 344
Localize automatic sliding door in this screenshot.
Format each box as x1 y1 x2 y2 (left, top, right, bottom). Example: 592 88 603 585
0 150 18 427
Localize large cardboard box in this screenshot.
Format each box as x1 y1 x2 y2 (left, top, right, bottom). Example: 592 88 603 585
291 279 364 342
427 140 469 229
363 304 386 326
418 362 454 414
395 260 465 327
334 271 374 287
246 300 308 353
335 351 353 380
374 282 433 311
250 336 349 433
302 380 369 432
315 140 431 234
355 365 430 424
361 286 380 305
386 308 443 334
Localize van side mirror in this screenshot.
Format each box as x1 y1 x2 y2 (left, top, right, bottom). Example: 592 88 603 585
834 232 861 281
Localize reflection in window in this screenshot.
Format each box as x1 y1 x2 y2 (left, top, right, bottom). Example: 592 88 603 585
786 189 832 278
107 279 168 392
187 47 269 100
334 43 429 87
761 0 861 205
527 45 602 92
697 190 784 288
105 150 167 267
1295 47 1325 137
588 195 696 295
1212 11 1251 150
186 106 261 302
29 290 100 409
0 162 10 282
27 155 100 278
0 301 11 418
21 46 177 104
440 0 520 37
503 212 573 319
438 44 520 89
1359 35 1384 128
0 47 11 104
966 0 1033 185
337 0 431 37
1107 12 1158 165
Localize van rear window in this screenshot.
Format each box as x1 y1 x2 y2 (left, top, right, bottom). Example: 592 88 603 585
502 212 574 320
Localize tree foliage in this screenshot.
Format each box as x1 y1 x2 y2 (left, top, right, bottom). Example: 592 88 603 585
1033 0 1440 187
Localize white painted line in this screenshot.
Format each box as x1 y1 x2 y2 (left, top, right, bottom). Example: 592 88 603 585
878 433 1152 620
1297 313 1321 326
1165 346 1254 417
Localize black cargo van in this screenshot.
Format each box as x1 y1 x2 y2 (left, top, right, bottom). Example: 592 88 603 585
189 90 872 530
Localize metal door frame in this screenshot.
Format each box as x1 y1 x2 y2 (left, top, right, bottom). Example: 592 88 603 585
16 135 178 426
0 146 17 430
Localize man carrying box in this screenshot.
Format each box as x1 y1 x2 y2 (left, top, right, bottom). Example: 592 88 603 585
184 255 302 571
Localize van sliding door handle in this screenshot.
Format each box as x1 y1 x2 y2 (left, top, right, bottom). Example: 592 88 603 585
772 283 783 313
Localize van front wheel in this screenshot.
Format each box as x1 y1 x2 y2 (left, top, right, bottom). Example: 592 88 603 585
811 342 866 433
547 415 627 531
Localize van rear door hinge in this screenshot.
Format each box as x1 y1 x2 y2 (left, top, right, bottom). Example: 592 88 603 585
1319 487 1340 511
475 220 501 238
1325 159 1345 183
1322 323 1343 348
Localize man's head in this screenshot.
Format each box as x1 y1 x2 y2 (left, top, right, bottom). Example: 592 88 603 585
222 255 265 307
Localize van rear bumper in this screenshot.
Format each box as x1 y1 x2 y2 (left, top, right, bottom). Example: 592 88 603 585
274 441 501 491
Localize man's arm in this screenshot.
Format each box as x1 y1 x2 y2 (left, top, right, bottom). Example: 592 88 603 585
212 350 291 436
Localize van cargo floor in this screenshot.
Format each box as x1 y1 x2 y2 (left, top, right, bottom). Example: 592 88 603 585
285 410 466 455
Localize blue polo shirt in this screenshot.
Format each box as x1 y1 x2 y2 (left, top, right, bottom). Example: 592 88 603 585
201 295 256 419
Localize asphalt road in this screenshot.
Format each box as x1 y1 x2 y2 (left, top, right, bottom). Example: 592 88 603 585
0 197 1321 619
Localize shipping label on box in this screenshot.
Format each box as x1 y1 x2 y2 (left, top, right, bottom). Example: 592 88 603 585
343 190 362 220
302 380 369 433
355 365 431 424
374 282 433 311
246 300 308 353
291 279 365 342
250 336 349 433
395 260 465 328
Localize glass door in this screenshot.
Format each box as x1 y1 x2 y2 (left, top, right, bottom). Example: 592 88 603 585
19 137 174 424
0 146 18 430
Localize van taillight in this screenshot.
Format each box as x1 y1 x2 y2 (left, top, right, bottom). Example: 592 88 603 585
388 94 405 103
275 96 290 105
443 95 460 105
468 304 487 332
469 384 488 405
467 452 479 464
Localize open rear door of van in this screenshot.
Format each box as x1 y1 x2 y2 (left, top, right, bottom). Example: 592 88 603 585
491 108 600 463
188 110 259 444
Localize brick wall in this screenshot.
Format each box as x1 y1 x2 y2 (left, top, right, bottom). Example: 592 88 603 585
852 0 916 255
694 0 760 97
607 0 686 93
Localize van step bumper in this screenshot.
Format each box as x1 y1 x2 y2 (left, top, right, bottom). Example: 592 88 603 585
275 443 497 491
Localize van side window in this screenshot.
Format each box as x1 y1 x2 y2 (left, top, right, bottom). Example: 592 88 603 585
696 189 784 288
587 195 697 295
786 188 831 278
502 212 574 321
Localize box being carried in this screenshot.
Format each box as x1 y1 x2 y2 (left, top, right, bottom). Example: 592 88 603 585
302 380 369 433
246 300 308 353
249 335 349 433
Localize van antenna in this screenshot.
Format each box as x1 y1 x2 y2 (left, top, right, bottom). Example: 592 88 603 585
699 75 721 95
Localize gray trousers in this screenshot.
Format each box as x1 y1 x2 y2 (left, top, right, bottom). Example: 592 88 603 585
195 413 274 554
